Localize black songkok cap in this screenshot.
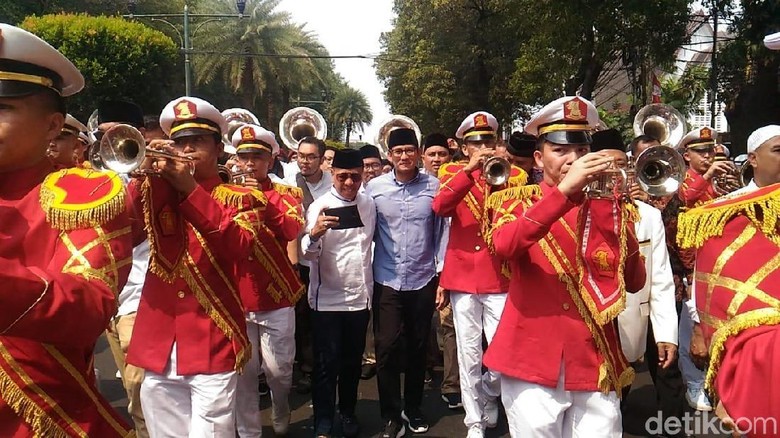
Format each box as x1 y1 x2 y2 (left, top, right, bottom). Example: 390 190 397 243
97 100 144 128
423 132 448 150
388 128 419 149
359 144 381 159
507 133 536 158
333 148 364 169
590 129 625 153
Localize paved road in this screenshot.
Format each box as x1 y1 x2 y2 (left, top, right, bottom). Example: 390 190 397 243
95 335 730 437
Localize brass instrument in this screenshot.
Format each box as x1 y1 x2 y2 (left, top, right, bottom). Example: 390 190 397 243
710 155 742 195
221 108 259 152
632 104 687 147
374 115 421 157
93 124 191 174
483 156 511 186
217 165 253 184
630 145 686 197
739 162 754 187
585 163 629 199
278 107 327 151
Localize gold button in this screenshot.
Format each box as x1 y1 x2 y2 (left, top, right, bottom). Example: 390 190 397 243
248 255 254 261
477 232 482 237
475 245 481 251
177 291 185 299
562 303 570 311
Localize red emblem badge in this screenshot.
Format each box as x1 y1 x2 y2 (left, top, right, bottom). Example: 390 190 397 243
563 97 587 122
174 100 197 120
474 113 489 129
241 126 255 140
590 242 616 278
159 205 177 236
700 127 712 139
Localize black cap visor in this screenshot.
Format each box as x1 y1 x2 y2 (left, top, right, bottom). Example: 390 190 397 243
543 130 592 145
170 127 218 140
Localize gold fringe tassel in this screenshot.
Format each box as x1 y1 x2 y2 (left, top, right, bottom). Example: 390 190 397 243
624 201 640 223
0 365 70 438
141 179 180 283
212 185 268 210
485 185 541 211
507 167 529 187
273 183 303 200
677 192 780 249
39 172 126 232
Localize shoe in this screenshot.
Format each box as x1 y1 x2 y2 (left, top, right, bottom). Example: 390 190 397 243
466 425 484 438
380 419 406 438
484 398 499 428
258 380 270 396
401 409 429 434
424 367 434 384
441 392 463 409
295 373 312 394
115 369 121 379
341 414 360 438
272 407 290 435
360 363 376 380
685 383 713 411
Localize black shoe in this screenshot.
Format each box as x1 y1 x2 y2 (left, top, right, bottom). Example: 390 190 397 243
380 419 405 438
295 373 312 394
424 367 434 384
258 380 270 396
341 414 360 438
441 392 463 410
401 409 429 434
360 363 376 380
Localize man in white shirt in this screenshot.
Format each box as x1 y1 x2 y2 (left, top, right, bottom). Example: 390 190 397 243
301 148 377 438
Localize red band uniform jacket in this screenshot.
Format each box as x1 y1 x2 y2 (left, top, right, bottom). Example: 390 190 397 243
0 163 134 437
679 168 718 208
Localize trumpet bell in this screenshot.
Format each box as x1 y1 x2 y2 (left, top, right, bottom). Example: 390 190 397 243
585 167 629 199
99 124 148 174
633 145 686 197
483 156 511 186
375 115 421 157
739 162 754 187
279 107 327 151
222 108 259 152
633 104 687 147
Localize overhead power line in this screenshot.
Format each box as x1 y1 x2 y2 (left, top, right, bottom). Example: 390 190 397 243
188 50 442 65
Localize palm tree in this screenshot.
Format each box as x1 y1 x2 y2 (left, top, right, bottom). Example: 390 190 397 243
328 87 373 146
193 0 331 125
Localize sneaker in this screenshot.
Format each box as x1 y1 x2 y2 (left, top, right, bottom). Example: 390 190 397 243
295 373 312 394
424 367 434 384
380 419 406 438
441 392 463 410
685 384 713 411
360 363 376 380
484 398 499 428
341 414 360 438
466 425 484 438
401 409 429 434
258 380 270 396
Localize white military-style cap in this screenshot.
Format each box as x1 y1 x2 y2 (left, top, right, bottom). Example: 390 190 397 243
0 24 84 97
525 96 599 145
747 125 780 154
62 113 87 136
232 123 279 156
765 32 780 50
159 96 227 140
678 126 717 151
455 111 499 140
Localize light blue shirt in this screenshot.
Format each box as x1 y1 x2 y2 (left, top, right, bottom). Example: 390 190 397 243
366 170 444 291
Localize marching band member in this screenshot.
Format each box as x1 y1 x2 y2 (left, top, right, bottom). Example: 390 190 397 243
0 24 134 436
485 97 645 437
676 125 780 437
678 126 732 207
505 132 537 178
47 113 87 169
126 97 266 437
231 124 305 437
432 111 526 438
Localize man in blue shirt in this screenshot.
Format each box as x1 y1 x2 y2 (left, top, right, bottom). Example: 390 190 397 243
366 128 448 437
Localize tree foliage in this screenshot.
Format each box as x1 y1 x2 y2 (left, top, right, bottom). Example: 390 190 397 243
21 14 180 120
328 87 373 146
661 65 710 116
377 0 690 135
0 0 186 24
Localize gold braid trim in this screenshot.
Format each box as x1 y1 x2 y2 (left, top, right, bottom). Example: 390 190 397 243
677 189 780 249
485 185 542 211
704 308 780 396
39 169 126 232
141 179 180 283
212 184 267 209
272 182 303 200
624 201 640 223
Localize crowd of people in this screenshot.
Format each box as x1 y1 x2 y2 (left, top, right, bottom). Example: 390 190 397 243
2 22 780 438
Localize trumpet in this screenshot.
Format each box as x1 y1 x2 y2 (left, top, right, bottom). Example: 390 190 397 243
630 145 686 197
92 124 191 175
709 155 742 195
217 165 253 184
483 156 511 186
585 161 630 199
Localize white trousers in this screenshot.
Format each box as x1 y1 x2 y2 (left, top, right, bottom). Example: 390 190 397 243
677 303 706 388
450 291 506 429
501 365 621 438
236 307 296 437
141 346 237 438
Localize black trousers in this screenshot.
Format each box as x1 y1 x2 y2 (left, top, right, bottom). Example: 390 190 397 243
373 280 437 421
294 265 313 374
311 308 370 434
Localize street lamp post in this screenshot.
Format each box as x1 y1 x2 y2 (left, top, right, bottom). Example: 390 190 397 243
126 0 246 96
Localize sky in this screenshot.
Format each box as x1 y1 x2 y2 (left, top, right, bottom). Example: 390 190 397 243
276 0 395 145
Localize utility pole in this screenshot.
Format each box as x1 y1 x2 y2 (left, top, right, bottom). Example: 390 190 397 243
709 0 719 128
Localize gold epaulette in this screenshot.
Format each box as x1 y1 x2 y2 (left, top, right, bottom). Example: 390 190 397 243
212 184 267 210
39 168 126 231
507 165 529 187
677 182 780 249
437 162 464 180
272 182 303 201
485 185 541 211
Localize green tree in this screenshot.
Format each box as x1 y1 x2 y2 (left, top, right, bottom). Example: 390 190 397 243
21 14 180 119
660 65 710 116
716 0 780 154
1 0 186 24
192 0 333 128
328 87 373 146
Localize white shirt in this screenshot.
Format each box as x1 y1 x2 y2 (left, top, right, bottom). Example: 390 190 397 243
301 187 376 311
118 239 149 316
305 170 333 200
